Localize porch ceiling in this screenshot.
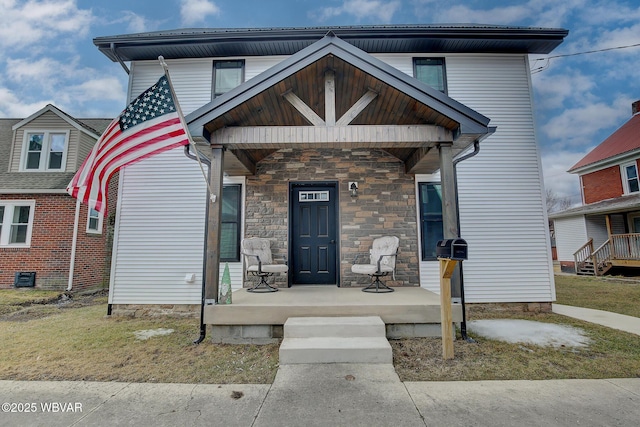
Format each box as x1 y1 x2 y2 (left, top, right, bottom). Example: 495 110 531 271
187 34 494 176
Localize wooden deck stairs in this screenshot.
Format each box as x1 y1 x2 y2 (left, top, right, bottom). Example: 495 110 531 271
574 234 640 276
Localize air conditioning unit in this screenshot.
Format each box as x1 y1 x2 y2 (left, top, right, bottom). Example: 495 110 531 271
14 272 36 288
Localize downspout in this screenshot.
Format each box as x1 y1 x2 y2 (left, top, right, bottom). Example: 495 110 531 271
110 43 130 75
183 144 212 344
66 200 81 292
452 140 480 343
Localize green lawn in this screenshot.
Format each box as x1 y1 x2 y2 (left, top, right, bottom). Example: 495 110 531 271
555 274 640 317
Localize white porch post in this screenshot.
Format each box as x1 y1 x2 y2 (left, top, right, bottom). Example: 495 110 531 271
205 145 225 304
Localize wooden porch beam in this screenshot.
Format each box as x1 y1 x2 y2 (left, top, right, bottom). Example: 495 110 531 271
205 145 225 305
214 125 452 148
336 90 378 126
325 70 336 126
228 149 256 175
282 90 325 126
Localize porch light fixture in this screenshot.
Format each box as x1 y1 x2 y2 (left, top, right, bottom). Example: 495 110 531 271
349 182 358 198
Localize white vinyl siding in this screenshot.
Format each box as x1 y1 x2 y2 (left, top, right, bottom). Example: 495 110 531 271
109 148 244 304
417 55 554 302
129 56 289 115
554 216 588 263
120 52 555 304
129 59 214 115
585 215 610 249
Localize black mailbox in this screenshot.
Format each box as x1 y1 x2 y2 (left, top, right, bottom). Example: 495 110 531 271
436 239 468 261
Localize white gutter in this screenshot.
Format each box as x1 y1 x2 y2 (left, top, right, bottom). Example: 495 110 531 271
67 199 81 291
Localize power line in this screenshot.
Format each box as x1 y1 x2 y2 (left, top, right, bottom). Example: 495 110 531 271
531 42 640 74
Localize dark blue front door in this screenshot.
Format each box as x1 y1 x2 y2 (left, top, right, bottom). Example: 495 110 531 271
290 183 338 285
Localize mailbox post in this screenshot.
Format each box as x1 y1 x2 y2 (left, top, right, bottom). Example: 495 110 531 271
436 239 468 360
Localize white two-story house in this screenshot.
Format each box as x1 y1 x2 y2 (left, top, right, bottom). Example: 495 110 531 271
93 25 567 332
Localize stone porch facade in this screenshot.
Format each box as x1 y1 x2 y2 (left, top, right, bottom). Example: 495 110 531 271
243 147 420 288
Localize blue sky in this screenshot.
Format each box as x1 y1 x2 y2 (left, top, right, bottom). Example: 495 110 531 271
1 0 639 204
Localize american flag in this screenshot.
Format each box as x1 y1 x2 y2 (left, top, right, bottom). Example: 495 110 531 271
67 75 189 213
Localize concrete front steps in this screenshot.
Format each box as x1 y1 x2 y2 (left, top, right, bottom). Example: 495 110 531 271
279 316 393 364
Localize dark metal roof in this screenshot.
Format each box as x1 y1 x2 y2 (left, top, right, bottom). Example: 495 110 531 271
94 24 569 62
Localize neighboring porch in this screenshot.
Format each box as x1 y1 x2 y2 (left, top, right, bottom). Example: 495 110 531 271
205 286 460 343
574 234 640 276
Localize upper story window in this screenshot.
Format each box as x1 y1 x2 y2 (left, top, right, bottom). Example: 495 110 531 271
0 201 35 247
21 131 68 171
413 58 447 93
213 60 244 98
418 182 444 261
622 162 640 194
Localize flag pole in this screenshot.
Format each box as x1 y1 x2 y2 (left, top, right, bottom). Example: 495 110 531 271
158 56 223 345
158 56 217 204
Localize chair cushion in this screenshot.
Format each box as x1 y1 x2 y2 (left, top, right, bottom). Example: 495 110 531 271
369 236 400 268
242 238 273 266
261 264 289 273
352 264 393 275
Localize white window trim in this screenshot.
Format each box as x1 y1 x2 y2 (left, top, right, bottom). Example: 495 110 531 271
0 200 36 247
620 162 639 195
86 208 104 234
19 129 70 172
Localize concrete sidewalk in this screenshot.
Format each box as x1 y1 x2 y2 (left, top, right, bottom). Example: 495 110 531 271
2 305 640 426
553 304 640 335
2 370 640 427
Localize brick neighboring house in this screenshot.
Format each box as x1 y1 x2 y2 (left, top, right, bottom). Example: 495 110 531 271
0 104 115 291
551 100 640 275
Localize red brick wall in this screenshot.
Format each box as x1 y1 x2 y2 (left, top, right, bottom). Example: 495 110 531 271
581 165 623 204
0 184 117 291
1 194 74 290
245 148 420 288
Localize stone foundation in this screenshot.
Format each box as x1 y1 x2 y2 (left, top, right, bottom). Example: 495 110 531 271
109 304 199 318
466 302 553 316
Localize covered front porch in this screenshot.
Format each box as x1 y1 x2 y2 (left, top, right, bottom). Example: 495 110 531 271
205 286 461 343
566 195 640 275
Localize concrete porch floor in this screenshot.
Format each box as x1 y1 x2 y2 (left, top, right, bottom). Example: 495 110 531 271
204 286 461 335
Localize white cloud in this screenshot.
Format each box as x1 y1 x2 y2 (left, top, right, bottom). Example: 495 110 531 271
0 0 93 51
532 69 596 109
66 77 126 103
180 0 220 26
541 149 588 205
313 0 401 23
543 101 628 147
0 86 53 117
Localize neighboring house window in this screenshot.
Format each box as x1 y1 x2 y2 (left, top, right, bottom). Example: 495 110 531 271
418 183 444 260
413 58 447 93
0 201 35 247
213 60 244 98
622 162 640 194
221 184 242 262
86 208 103 234
22 131 69 171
